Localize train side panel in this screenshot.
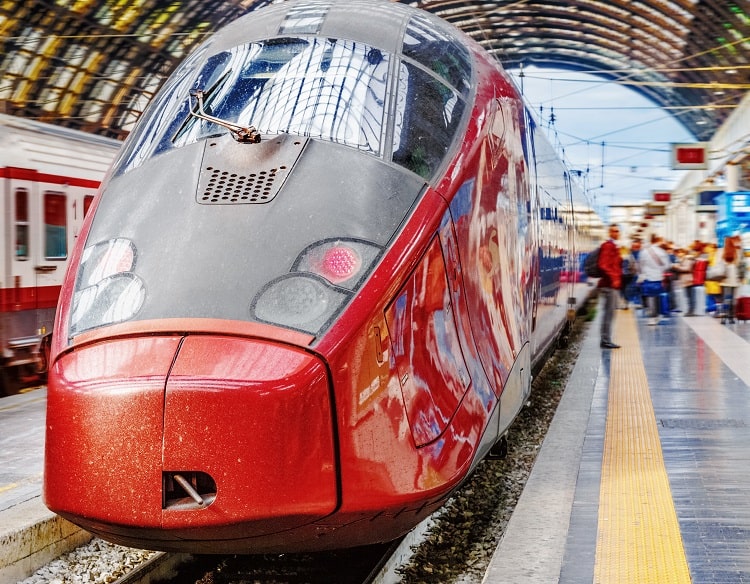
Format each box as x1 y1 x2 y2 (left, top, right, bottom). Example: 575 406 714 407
317 50 548 546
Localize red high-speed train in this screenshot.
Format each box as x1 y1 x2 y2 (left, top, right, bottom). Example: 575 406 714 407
44 0 599 554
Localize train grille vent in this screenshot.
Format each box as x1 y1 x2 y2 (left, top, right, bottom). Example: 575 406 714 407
197 134 306 205
200 166 286 204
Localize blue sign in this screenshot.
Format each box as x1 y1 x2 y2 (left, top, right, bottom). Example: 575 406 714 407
697 190 723 208
716 191 750 241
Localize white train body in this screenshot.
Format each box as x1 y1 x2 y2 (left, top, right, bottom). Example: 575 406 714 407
0 114 120 393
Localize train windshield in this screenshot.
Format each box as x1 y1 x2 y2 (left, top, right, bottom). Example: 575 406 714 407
70 29 473 340
174 38 389 154
114 35 468 181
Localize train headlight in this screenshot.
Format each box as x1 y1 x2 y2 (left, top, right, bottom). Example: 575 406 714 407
318 246 361 284
251 274 348 334
293 239 381 289
78 238 136 287
251 238 382 334
70 238 145 335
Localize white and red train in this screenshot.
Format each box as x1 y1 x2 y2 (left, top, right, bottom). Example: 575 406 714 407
43 0 598 554
0 115 120 394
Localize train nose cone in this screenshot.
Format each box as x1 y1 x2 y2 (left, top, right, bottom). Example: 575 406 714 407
161 335 337 538
44 333 337 545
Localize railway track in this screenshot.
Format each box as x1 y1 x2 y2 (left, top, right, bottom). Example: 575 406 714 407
113 539 406 584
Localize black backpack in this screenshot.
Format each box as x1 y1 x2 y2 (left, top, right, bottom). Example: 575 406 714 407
583 247 603 278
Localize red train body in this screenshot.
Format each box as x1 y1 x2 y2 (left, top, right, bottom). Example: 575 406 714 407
43 0 597 553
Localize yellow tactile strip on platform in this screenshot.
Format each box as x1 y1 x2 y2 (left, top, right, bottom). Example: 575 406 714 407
593 311 691 583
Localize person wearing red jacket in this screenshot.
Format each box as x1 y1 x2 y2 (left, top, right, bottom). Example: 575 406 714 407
597 224 623 348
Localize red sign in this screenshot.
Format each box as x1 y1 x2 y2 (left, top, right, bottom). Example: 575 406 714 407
653 191 671 202
676 148 704 164
672 143 708 170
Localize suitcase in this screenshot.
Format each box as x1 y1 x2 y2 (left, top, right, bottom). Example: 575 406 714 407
736 297 750 322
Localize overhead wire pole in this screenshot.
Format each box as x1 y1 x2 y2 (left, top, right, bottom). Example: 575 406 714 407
506 41 750 204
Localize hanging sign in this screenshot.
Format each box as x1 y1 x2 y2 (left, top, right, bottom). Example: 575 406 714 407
672 143 708 170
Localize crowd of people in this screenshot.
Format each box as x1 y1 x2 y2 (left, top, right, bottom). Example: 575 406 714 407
594 225 747 349
616 232 746 325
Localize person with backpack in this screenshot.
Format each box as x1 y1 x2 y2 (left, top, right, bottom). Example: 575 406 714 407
597 224 623 348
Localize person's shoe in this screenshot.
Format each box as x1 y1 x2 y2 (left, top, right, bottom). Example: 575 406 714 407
600 341 621 349
648 318 659 326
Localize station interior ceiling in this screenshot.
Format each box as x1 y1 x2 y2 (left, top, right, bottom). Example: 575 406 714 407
0 0 748 141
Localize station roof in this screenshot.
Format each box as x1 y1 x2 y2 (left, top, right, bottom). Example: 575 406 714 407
1 0 748 141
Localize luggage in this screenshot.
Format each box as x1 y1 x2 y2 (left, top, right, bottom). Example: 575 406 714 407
693 258 707 286
694 285 706 315
706 294 717 313
737 297 750 322
583 248 602 278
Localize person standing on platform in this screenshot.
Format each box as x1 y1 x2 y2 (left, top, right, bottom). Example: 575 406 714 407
720 235 742 323
598 224 622 349
619 244 638 309
685 241 707 316
704 242 723 315
673 247 693 313
664 241 679 312
639 234 671 325
629 238 643 308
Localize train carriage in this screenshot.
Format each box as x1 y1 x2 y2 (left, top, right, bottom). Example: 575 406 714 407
0 114 120 394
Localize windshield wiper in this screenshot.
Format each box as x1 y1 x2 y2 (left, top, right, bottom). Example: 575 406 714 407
188 89 261 144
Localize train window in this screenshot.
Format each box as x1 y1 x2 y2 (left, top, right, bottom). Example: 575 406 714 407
392 61 465 180
44 193 67 260
402 13 472 100
172 38 390 156
14 189 30 259
112 44 210 175
279 2 328 34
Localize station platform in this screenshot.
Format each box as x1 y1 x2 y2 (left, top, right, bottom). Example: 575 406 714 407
0 389 91 584
485 304 750 583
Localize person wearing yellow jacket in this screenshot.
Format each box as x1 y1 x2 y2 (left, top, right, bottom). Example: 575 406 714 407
705 242 723 314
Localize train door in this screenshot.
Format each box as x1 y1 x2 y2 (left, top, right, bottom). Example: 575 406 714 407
34 187 96 332
8 178 88 334
1 176 48 393
4 178 39 339
35 190 66 313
